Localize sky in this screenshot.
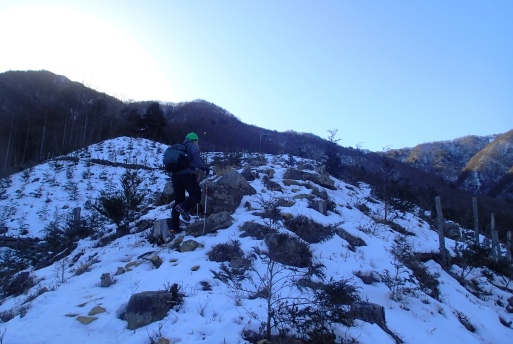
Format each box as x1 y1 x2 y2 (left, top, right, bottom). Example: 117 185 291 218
0 1 512 151
0 136 512 343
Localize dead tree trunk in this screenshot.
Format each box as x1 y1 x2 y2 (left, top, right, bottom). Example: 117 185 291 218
73 207 81 233
153 219 170 242
435 196 447 269
472 197 479 246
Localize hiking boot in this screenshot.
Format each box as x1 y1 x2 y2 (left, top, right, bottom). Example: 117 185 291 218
175 204 191 222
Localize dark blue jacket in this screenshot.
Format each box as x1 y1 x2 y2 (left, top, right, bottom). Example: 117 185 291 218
174 138 203 174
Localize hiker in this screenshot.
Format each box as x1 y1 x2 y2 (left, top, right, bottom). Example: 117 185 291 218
171 132 209 233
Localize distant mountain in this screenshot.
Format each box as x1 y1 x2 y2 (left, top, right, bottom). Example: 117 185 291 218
385 131 513 202
458 130 513 199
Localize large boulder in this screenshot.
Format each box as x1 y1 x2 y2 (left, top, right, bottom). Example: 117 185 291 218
205 169 256 215
122 288 182 330
186 211 234 237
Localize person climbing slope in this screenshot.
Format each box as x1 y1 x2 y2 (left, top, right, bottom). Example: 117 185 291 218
170 132 209 233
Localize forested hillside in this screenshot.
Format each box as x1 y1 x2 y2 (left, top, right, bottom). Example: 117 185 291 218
1 70 511 239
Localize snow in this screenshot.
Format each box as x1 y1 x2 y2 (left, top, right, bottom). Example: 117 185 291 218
0 136 512 343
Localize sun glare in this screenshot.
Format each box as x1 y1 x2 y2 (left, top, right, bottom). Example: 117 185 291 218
0 6 174 101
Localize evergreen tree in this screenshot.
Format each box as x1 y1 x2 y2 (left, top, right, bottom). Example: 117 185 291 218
324 129 343 178
142 102 167 141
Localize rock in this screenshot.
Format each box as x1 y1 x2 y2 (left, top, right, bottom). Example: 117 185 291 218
284 215 335 244
157 182 175 206
100 273 114 287
308 199 328 215
76 316 98 325
336 228 367 248
240 222 271 240
123 290 181 330
88 306 106 316
186 211 234 237
444 221 461 240
180 239 204 252
265 233 312 268
240 166 257 181
150 255 163 268
283 168 336 190
6 271 33 296
205 169 256 215
349 301 386 329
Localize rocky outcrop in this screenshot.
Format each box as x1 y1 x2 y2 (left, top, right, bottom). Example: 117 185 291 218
122 286 183 330
205 169 257 215
265 232 312 268
186 211 234 237
283 167 335 190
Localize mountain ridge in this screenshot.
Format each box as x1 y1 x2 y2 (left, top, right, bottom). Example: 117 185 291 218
385 130 513 202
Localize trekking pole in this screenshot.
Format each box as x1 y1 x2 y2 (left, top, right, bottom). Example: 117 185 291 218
202 181 209 235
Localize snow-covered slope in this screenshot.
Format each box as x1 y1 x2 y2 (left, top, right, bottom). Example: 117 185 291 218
0 137 512 344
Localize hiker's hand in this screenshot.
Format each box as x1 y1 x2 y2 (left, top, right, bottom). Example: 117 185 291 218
197 174 201 183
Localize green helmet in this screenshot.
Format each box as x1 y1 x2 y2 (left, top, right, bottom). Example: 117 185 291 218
186 132 199 141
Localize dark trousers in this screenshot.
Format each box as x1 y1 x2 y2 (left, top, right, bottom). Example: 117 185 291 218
171 173 201 230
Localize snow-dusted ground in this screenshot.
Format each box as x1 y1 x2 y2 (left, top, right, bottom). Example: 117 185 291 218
0 137 511 344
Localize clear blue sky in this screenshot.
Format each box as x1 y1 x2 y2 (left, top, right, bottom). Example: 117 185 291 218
1 0 512 151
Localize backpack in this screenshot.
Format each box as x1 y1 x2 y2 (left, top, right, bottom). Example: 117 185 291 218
163 143 190 172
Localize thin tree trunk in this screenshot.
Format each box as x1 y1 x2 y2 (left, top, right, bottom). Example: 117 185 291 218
39 110 48 161
21 123 31 167
491 213 500 262
61 114 68 154
507 231 512 262
82 113 88 147
435 196 447 269
3 116 14 170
